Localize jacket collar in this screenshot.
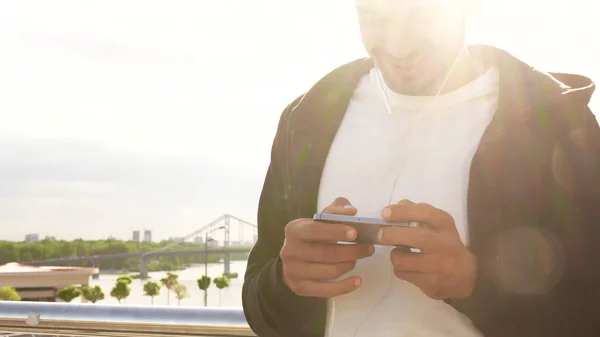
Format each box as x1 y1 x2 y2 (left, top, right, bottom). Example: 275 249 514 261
291 44 595 130
286 45 595 218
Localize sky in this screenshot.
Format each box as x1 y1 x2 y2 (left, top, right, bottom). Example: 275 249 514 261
0 0 598 241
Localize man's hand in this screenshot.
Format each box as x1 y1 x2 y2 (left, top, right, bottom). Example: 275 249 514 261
379 200 477 300
280 197 375 298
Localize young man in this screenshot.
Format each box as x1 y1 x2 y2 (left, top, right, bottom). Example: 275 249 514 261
243 0 600 336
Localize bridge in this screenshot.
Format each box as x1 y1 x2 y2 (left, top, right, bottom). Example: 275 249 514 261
26 214 257 278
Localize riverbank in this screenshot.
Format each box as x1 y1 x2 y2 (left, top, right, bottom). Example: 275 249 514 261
0 238 250 274
99 263 239 280
88 261 247 307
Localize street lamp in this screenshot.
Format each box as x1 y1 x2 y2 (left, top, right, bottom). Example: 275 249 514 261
204 226 227 277
204 235 214 277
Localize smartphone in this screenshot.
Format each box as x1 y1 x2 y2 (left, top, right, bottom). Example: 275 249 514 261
313 213 417 246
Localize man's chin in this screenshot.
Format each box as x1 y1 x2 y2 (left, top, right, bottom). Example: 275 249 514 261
381 71 433 96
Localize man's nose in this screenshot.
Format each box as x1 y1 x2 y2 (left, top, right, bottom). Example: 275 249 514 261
381 19 418 60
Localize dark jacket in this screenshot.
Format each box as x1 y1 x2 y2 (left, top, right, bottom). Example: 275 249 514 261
242 45 600 337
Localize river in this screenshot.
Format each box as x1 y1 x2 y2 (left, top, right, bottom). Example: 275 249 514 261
88 261 247 307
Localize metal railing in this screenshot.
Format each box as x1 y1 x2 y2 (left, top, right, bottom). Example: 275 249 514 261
0 301 256 336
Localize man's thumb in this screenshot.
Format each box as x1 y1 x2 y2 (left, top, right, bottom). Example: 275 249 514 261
323 197 357 215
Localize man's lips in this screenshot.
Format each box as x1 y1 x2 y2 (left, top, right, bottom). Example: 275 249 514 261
377 52 427 77
382 56 425 79
384 54 423 69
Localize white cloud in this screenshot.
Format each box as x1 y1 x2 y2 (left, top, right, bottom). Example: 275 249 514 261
0 134 265 241
0 0 596 241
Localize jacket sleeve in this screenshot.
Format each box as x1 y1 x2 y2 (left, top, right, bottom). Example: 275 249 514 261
453 105 600 336
541 105 600 335
242 96 327 337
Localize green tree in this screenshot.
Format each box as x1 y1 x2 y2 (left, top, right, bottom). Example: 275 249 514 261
0 243 17 264
0 238 250 272
160 272 179 306
20 251 33 262
223 272 238 279
197 275 211 307
143 281 161 305
213 276 230 307
173 283 189 306
110 280 131 304
117 275 133 285
59 241 76 258
81 285 105 303
0 286 21 301
57 285 82 303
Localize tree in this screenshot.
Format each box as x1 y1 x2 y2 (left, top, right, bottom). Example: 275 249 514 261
0 287 21 301
173 283 189 306
0 238 240 272
81 285 105 303
143 281 161 305
116 275 133 285
57 286 82 303
160 272 179 306
213 276 230 307
223 272 238 279
110 280 131 304
20 251 33 262
197 275 211 307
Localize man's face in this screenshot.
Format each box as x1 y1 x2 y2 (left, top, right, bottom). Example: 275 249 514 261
357 0 468 95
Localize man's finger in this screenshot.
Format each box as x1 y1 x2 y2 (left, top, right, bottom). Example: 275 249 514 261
290 276 362 298
393 271 442 299
378 226 442 251
322 197 358 215
284 261 356 281
286 219 357 243
381 202 455 231
282 241 374 263
302 242 374 263
390 249 440 273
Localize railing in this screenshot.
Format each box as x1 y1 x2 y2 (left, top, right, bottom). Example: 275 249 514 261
0 301 256 336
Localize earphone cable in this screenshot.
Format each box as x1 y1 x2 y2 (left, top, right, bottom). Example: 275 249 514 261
328 50 465 337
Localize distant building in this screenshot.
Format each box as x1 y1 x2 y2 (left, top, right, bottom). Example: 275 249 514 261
132 230 140 243
193 236 204 245
24 234 39 243
0 262 98 302
143 230 152 243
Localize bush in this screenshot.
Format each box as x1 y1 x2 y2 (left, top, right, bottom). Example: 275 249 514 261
0 287 20 301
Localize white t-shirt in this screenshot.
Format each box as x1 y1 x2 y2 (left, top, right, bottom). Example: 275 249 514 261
316 66 500 337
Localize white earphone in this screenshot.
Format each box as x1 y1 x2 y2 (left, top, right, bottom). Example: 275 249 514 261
375 48 465 115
